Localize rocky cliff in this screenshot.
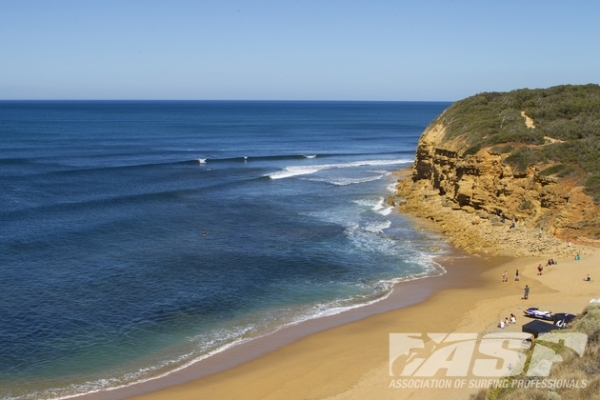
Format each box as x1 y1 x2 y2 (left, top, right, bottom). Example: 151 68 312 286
393 108 600 257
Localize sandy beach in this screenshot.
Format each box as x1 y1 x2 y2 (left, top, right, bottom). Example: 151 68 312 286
84 224 599 400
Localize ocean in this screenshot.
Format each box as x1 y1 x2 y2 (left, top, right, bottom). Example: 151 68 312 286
0 100 451 399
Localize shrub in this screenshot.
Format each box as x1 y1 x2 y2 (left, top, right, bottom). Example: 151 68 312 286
505 148 538 173
584 173 600 204
463 144 482 156
539 164 567 176
539 164 576 178
491 144 514 154
518 199 534 211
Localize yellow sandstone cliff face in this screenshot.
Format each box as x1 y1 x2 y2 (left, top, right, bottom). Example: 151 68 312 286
394 120 600 256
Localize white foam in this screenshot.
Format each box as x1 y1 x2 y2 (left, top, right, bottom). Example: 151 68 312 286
364 220 392 233
267 159 412 180
304 155 317 158
198 158 206 164
302 292 392 319
353 198 394 216
307 174 384 186
353 199 379 207
269 165 322 179
345 227 395 256
372 198 389 214
373 169 392 175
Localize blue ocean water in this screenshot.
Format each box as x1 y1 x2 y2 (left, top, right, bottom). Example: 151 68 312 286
0 101 450 399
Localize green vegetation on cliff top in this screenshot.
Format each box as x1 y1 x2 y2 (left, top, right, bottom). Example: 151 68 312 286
435 84 600 202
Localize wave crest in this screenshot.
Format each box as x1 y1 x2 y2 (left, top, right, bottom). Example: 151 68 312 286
268 159 413 180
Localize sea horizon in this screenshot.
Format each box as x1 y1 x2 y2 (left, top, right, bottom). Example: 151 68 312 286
0 99 453 103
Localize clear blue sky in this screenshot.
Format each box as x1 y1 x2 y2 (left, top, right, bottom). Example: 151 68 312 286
1 0 599 101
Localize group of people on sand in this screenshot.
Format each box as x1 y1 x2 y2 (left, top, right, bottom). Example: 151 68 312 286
534 257 590 281
503 254 593 305
499 269 527 299
496 253 593 330
502 269 520 282
537 259 558 274
497 313 517 329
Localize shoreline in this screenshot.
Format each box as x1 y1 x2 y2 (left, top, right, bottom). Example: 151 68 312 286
76 245 509 400
120 243 600 400
77 246 495 400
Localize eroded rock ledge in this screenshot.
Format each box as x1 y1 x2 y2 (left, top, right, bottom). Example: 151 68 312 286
393 121 600 257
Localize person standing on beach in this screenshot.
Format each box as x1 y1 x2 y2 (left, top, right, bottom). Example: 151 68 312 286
515 269 520 281
523 285 530 299
502 271 508 282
